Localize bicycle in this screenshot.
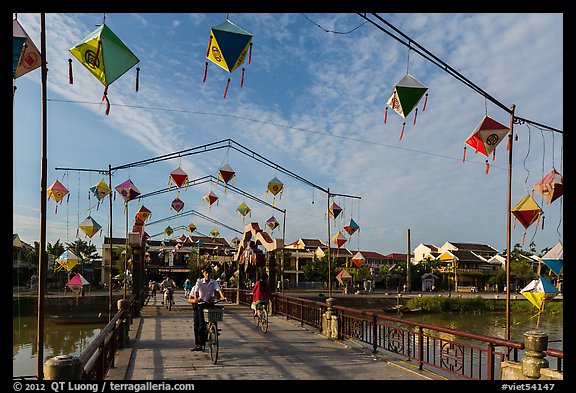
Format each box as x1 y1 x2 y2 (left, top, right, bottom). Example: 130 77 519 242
200 299 225 364
163 287 175 311
252 300 269 333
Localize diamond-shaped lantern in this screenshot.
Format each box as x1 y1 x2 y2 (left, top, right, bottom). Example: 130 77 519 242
203 18 253 98
210 228 220 238
79 215 102 238
332 231 347 248
328 201 343 219
464 115 510 160
69 22 140 115
512 193 543 246
164 226 173 236
47 180 69 214
203 190 219 208
13 18 41 80
533 168 563 205
171 197 185 213
386 74 428 120
266 216 280 231
169 166 188 189
187 222 197 233
236 202 251 218
343 218 360 236
90 179 111 201
218 163 236 186
135 205 152 222
351 252 365 268
115 179 141 203
266 176 284 204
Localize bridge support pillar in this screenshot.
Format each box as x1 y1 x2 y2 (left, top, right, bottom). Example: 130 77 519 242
501 330 562 380
44 355 83 380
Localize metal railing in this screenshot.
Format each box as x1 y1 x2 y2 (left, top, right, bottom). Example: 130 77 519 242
223 288 563 380
79 292 141 380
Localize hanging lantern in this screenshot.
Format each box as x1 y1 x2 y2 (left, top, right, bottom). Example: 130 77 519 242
90 179 111 201
328 201 343 219
533 168 563 205
79 215 102 238
464 115 510 159
115 179 141 203
169 166 188 189
203 18 253 98
218 163 236 186
343 218 360 236
351 252 365 268
332 231 347 248
171 197 185 213
187 222 197 233
135 205 152 222
266 216 280 231
203 190 219 208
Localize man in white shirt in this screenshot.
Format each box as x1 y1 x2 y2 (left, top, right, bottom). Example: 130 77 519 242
187 266 226 351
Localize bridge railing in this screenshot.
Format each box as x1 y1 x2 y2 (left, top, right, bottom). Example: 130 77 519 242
223 288 563 380
79 292 141 380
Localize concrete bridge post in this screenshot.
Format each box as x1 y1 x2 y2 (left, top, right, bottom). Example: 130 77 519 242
321 297 339 339
44 355 83 380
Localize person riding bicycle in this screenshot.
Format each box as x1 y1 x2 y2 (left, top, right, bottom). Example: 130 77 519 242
160 275 176 306
251 272 271 316
187 266 226 352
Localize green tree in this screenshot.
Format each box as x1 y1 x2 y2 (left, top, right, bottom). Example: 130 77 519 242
47 240 65 260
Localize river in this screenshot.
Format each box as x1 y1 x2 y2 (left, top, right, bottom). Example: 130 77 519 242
12 309 562 379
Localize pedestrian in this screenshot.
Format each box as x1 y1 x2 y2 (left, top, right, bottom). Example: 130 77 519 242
187 266 226 352
183 278 192 298
151 281 157 298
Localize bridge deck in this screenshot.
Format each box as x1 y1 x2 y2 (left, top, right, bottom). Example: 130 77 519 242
107 290 442 381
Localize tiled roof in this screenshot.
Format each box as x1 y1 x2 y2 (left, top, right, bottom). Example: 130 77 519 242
449 242 498 253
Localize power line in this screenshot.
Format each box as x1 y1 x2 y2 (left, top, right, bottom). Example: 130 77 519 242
357 13 563 135
47 98 502 170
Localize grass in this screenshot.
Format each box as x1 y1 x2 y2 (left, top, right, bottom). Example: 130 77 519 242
405 295 563 314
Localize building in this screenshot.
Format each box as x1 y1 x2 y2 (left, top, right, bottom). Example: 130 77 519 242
414 241 501 292
13 234 35 285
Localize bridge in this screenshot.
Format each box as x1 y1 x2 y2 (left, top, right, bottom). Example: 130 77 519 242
107 290 439 381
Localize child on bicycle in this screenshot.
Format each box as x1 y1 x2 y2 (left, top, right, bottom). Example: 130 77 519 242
187 266 226 352
251 272 271 315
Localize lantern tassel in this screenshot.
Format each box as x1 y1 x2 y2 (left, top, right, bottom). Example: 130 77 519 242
413 107 418 126
507 134 511 151
202 61 208 84
206 35 212 58
422 93 428 111
384 107 388 124
93 39 101 67
522 231 526 247
102 86 110 116
136 67 140 92
399 122 406 141
223 78 231 99
513 217 517 229
68 58 73 84
241 68 245 88
462 147 467 163
248 42 253 64
541 215 545 230
485 160 490 174
492 150 496 161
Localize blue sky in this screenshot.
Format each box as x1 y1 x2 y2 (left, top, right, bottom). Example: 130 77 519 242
13 13 563 256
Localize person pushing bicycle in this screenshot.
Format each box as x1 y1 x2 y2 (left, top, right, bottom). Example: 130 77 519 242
251 272 271 316
187 266 226 352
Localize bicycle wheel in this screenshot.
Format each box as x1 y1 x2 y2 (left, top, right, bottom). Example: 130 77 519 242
208 323 219 364
252 309 260 327
260 308 268 333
